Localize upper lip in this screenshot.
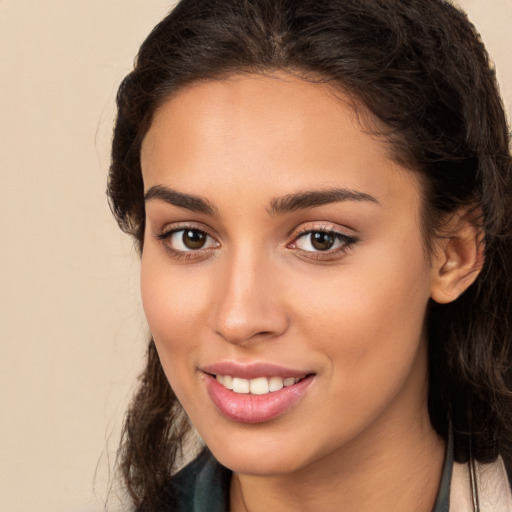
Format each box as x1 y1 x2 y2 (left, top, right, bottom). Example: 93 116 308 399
201 361 314 380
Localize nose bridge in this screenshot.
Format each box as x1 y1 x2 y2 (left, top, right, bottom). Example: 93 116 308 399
211 243 287 344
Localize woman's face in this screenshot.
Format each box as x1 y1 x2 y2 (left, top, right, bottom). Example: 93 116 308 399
140 74 438 475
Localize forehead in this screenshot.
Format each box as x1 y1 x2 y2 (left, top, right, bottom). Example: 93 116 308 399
141 73 420 212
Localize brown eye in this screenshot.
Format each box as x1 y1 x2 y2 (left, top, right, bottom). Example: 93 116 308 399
292 229 357 256
311 232 335 251
182 229 207 249
158 227 219 253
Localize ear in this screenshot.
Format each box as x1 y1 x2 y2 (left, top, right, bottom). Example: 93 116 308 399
430 209 485 304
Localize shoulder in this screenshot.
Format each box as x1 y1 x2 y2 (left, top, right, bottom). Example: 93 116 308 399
450 456 512 511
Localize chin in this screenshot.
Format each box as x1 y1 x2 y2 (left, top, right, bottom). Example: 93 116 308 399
201 425 322 476
214 448 303 476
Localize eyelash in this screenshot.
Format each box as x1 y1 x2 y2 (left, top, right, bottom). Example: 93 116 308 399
153 224 358 261
289 227 358 260
154 226 219 260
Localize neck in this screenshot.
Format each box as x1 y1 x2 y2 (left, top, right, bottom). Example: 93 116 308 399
230 410 445 512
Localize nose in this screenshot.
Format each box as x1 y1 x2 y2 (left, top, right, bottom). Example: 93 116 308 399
209 249 289 345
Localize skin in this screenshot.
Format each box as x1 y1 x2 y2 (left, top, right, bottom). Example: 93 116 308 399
140 73 479 512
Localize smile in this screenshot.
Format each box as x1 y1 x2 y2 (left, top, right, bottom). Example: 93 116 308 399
215 375 303 395
203 364 316 423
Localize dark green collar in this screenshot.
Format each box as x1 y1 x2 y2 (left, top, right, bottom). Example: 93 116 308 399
432 434 453 512
192 452 230 511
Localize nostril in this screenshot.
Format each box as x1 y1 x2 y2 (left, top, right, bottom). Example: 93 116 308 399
255 331 274 337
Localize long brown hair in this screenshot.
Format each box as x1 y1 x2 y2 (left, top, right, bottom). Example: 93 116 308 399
108 0 512 509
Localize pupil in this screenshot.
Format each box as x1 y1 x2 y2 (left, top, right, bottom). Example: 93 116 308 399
312 232 335 251
183 230 206 249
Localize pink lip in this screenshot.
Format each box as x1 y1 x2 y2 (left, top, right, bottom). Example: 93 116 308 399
203 365 315 424
202 361 311 379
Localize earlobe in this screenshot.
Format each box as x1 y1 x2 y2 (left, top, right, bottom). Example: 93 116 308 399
430 211 485 304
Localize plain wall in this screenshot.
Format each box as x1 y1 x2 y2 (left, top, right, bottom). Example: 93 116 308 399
0 1 510 511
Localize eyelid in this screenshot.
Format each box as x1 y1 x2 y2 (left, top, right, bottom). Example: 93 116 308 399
154 220 218 239
289 221 356 240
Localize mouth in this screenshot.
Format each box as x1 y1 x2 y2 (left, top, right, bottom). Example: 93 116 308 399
201 363 316 423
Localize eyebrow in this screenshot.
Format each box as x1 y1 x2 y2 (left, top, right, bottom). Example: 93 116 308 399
268 188 380 216
144 185 217 215
144 184 379 217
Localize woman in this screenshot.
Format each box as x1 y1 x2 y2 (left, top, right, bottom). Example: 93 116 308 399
108 0 512 510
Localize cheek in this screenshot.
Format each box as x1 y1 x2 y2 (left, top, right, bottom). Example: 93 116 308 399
139 250 208 391
293 235 430 395
140 248 208 332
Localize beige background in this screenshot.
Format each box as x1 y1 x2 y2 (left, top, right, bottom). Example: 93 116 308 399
0 1 510 511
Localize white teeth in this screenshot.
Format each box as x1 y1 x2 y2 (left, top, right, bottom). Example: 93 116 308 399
268 376 284 392
249 377 269 395
216 375 301 394
232 377 250 394
223 375 233 390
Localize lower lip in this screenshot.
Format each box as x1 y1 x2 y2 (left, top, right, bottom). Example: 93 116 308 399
204 374 315 424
